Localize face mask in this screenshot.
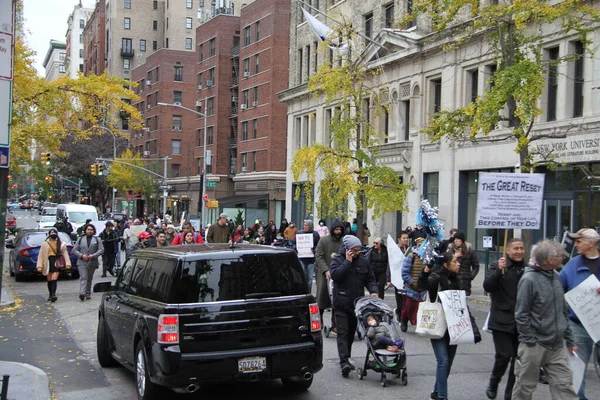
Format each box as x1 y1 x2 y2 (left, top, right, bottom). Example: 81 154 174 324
319 222 324 226
49 234 58 239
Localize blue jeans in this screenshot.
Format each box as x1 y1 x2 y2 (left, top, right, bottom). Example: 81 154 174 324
301 261 314 292
571 320 598 400
430 333 458 399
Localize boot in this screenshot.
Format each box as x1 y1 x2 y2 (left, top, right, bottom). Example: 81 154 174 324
486 383 498 399
47 281 53 301
50 281 58 302
401 320 408 332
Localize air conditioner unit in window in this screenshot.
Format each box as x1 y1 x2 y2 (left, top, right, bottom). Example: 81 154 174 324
146 80 152 85
174 102 182 106
240 104 247 110
145 127 150 133
243 71 250 78
195 100 202 107
241 166 247 172
173 126 181 131
252 101 258 107
232 96 238 102
143 151 150 156
206 80 213 87
147 104 151 109
197 84 202 90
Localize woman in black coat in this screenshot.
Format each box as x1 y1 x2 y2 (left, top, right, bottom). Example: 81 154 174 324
366 237 389 299
446 231 479 296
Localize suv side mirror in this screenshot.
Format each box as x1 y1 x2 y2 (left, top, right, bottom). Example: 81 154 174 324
5 238 14 248
93 281 112 293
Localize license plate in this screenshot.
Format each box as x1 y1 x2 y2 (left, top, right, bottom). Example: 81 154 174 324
238 356 267 373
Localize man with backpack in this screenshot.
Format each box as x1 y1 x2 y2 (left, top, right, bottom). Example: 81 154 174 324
171 222 204 245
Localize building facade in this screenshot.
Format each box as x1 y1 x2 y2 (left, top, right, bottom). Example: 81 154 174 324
64 2 93 78
82 0 106 76
42 40 67 81
280 0 600 251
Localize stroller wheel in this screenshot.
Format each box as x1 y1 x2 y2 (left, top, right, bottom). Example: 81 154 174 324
400 370 408 386
356 367 364 380
380 374 387 387
323 326 329 338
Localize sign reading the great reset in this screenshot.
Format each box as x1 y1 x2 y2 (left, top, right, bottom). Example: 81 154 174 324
475 173 545 229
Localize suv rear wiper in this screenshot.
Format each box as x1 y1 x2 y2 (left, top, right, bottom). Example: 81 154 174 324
244 292 282 299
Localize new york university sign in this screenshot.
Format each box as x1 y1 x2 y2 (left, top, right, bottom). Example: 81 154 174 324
535 133 600 164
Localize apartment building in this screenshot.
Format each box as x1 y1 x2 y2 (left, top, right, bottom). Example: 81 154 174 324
280 0 600 250
42 40 67 82
82 0 106 76
64 2 93 78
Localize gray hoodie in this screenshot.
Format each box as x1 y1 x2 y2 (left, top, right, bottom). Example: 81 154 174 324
515 265 574 349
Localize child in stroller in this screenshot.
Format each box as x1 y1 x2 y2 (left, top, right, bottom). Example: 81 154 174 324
355 297 408 387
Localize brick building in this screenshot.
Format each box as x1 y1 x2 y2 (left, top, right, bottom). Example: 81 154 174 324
82 0 106 76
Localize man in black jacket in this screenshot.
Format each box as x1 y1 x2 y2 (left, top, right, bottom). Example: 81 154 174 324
99 221 119 277
483 238 525 400
330 235 378 377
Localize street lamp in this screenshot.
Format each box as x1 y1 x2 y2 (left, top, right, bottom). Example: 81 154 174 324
157 101 208 230
95 125 117 213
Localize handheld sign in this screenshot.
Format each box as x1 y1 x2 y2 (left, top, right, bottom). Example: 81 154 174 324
296 234 314 258
482 236 493 248
564 275 600 343
475 172 545 230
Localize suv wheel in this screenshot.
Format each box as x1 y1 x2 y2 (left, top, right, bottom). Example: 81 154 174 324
135 342 161 400
281 375 313 392
97 316 117 367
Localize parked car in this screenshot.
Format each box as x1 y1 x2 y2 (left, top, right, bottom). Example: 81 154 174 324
6 229 79 281
94 244 323 399
39 204 57 216
7 203 20 212
19 200 33 209
5 213 16 235
37 215 57 230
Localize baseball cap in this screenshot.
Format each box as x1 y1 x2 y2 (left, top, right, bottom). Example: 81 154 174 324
569 228 600 241
219 212 229 219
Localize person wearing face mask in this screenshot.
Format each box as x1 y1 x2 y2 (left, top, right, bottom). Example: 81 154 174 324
264 220 277 245
284 221 298 241
315 219 329 237
36 228 71 302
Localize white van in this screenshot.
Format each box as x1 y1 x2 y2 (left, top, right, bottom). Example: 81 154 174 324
56 204 99 232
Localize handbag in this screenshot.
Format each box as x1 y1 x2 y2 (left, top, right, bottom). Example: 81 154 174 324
55 254 67 270
415 289 447 339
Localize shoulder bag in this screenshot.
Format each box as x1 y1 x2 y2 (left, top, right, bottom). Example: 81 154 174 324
415 287 447 339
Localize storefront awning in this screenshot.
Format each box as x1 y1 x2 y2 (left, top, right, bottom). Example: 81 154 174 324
218 194 269 207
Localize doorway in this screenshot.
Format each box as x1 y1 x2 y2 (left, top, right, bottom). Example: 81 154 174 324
543 199 573 241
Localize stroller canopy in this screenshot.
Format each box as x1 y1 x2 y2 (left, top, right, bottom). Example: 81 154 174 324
355 296 394 318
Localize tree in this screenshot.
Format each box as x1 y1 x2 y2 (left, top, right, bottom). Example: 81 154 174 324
107 149 157 207
11 0 142 168
291 40 410 234
407 0 600 170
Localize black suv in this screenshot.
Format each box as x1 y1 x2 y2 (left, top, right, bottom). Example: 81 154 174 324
94 244 323 399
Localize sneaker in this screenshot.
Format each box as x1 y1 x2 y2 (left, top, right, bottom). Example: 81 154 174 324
486 384 497 399
85 296 91 300
47 296 52 302
101 274 107 277
430 391 439 400
79 294 85 301
393 307 400 323
341 363 352 377
109 269 115 276
50 296 57 302
401 320 408 332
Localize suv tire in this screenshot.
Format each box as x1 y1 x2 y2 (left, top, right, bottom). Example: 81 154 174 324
97 316 117 367
281 375 313 392
136 342 161 400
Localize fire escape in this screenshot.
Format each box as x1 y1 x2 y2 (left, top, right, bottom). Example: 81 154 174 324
229 40 240 176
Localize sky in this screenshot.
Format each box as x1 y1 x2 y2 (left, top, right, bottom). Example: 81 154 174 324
22 0 96 76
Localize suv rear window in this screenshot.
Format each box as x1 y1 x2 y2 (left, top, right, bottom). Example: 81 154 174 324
173 253 307 303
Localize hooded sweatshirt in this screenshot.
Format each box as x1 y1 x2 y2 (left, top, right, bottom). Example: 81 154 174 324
296 220 320 263
314 219 344 309
515 265 574 349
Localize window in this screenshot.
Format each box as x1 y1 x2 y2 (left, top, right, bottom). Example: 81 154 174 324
305 45 310 78
255 21 260 41
253 119 258 139
124 0 131 8
186 0 193 8
123 58 131 70
166 38 169 48
207 98 214 115
208 68 215 83
185 38 192 50
172 116 182 130
423 172 439 208
244 26 251 46
406 0 415 28
140 40 146 51
385 3 394 28
207 126 213 145
79 33 83 43
364 12 373 40
402 99 410 141
152 41 158 50
242 90 249 107
199 44 204 61
174 66 183 82
313 42 318 73
79 49 83 58
572 41 584 118
59 52 66 61
241 153 248 170
243 58 249 73
80 18 85 29
209 38 215 57
254 86 259 104
197 128 203 146
430 78 442 114
153 0 158 9
186 17 193 29
199 0 204 6
382 107 389 144
252 151 257 171
468 69 478 104
172 164 180 177
242 121 248 140
153 20 158 30
298 48 303 83
546 47 559 122
122 38 133 53
172 140 182 155
173 91 182 103
255 54 260 74
124 17 131 29
59 64 66 73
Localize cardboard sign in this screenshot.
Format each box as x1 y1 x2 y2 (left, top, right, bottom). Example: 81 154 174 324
475 173 545 230
561 231 577 264
565 274 600 343
296 234 314 258
387 234 405 290
439 290 475 345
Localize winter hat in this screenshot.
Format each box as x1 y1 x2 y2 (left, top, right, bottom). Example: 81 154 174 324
453 231 466 242
343 235 362 249
304 220 314 231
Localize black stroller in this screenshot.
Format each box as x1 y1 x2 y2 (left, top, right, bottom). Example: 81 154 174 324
354 297 408 387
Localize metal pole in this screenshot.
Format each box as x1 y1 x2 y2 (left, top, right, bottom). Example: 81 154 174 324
112 134 116 213
201 97 208 230
1 375 10 400
162 156 168 218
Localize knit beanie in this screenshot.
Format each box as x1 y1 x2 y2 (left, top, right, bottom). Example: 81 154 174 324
453 231 466 242
343 235 362 249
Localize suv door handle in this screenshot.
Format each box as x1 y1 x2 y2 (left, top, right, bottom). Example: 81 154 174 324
116 305 120 311
105 295 112 301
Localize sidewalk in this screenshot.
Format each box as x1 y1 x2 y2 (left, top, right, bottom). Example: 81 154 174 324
469 264 491 307
0 279 52 400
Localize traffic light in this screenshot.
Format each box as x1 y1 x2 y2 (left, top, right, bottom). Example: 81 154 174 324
48 176 53 184
7 175 11 181
90 164 97 176
40 152 51 165
97 163 104 176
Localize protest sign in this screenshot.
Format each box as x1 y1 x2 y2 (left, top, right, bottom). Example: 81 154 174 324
296 234 314 258
568 353 585 394
387 234 405 290
475 173 545 229
565 274 600 343
560 231 577 265
439 290 475 345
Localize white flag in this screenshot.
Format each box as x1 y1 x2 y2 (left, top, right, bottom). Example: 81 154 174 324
387 234 405 290
301 8 349 53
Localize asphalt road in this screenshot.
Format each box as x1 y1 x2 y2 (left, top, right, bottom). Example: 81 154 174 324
1 210 599 399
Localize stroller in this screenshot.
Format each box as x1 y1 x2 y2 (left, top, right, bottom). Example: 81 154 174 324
354 297 408 387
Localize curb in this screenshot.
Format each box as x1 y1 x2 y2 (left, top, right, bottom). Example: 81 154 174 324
0 282 15 309
0 361 51 400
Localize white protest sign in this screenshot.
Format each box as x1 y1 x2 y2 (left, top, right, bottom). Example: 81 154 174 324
439 290 475 345
387 234 405 290
475 173 545 230
296 234 314 258
564 274 600 343
483 236 493 248
568 353 585 394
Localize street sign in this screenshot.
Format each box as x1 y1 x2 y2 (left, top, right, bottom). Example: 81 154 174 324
206 181 217 187
482 236 493 248
0 145 8 168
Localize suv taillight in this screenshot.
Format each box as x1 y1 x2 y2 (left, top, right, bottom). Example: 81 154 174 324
158 314 179 344
309 303 321 332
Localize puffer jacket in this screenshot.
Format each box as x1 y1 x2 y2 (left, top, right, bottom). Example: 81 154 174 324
330 244 378 313
402 254 427 301
366 246 389 274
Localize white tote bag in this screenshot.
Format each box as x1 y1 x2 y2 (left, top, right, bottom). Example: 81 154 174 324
415 292 447 339
439 290 475 345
